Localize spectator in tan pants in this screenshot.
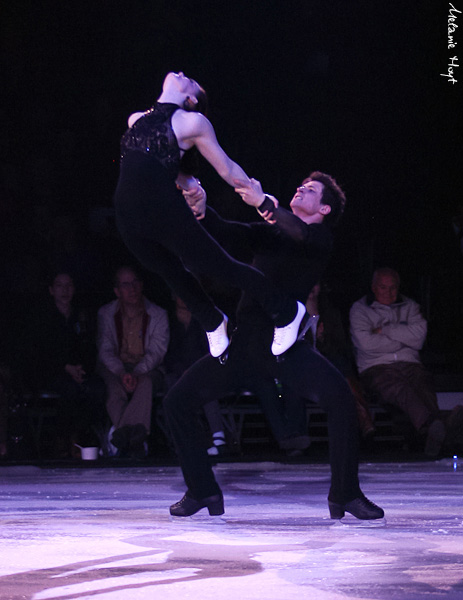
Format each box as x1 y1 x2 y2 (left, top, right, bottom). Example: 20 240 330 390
97 266 169 457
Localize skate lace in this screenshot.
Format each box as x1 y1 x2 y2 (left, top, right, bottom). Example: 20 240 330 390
173 494 189 508
351 495 383 514
206 316 228 350
206 327 222 345
362 496 381 510
273 302 306 348
272 322 291 346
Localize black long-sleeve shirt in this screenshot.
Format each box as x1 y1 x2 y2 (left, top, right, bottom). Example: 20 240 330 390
20 301 97 389
202 202 333 337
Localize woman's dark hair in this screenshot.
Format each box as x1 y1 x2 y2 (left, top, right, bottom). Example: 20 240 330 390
46 268 75 287
183 85 208 117
303 171 347 228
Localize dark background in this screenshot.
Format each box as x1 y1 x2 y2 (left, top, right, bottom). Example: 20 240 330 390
1 0 462 365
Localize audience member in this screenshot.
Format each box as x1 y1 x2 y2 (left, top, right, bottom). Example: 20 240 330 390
306 283 375 438
97 266 169 458
19 271 106 457
350 267 445 456
164 295 228 457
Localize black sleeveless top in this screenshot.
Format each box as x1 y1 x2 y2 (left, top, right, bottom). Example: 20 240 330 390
120 102 181 179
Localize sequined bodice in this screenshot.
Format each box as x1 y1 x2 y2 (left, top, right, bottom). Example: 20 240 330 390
120 103 181 177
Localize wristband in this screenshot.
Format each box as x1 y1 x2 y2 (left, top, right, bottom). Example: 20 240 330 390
256 195 275 217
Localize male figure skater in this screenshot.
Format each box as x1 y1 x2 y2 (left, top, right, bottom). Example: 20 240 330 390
164 173 384 521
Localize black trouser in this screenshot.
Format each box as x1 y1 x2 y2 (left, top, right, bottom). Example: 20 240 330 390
163 332 362 505
114 154 294 331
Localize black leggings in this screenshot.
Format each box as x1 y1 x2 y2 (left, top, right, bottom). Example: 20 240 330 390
114 154 294 331
163 335 362 505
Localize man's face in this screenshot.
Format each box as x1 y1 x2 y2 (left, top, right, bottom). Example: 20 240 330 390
290 180 327 220
114 269 143 306
49 274 75 305
372 274 399 305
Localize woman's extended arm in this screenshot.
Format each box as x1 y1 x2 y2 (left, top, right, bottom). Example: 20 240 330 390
172 110 251 188
181 184 264 255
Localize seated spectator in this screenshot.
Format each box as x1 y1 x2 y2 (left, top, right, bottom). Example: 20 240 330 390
306 283 375 438
19 271 106 457
97 266 169 458
349 267 446 456
165 296 228 457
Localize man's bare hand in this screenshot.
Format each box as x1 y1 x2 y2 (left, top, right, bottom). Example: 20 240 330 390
183 185 206 220
122 373 138 393
260 209 277 225
65 364 86 384
234 177 266 207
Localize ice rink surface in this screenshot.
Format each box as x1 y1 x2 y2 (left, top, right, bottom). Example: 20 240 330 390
0 459 462 599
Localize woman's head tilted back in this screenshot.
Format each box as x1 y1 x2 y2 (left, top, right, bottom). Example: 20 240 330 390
161 72 209 174
162 71 208 116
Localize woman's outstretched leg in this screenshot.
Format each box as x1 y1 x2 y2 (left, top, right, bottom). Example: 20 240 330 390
116 172 303 355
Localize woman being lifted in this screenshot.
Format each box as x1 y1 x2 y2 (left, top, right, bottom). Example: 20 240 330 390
114 71 305 359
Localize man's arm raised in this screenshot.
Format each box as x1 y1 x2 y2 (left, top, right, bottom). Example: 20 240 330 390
234 178 307 241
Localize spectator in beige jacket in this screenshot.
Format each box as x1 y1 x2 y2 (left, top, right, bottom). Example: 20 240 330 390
97 266 169 457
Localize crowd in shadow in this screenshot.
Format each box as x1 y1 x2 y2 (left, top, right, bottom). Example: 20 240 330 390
1 199 463 463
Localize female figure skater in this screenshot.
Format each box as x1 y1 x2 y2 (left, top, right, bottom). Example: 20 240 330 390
114 71 305 359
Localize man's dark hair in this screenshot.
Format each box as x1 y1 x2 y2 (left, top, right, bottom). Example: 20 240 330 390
304 171 346 227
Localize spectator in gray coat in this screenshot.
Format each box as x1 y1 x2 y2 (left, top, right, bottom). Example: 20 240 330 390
350 267 445 456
